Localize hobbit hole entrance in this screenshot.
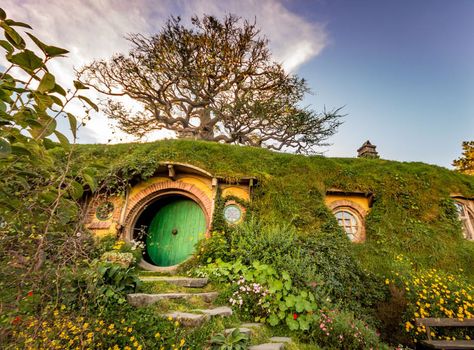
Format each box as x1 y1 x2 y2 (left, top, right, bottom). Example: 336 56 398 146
132 194 207 267
84 162 256 270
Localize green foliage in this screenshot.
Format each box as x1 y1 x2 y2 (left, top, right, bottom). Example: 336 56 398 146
210 328 249 350
99 262 139 303
230 220 321 289
194 231 232 264
195 259 318 331
453 141 474 175
0 7 98 314
210 219 385 323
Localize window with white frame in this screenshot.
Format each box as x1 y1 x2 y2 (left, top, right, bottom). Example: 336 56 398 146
334 208 360 241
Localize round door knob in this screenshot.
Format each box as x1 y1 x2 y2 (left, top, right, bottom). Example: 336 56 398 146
171 228 178 235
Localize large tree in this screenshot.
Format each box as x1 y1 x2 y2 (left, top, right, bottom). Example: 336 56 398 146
453 141 474 175
79 15 342 153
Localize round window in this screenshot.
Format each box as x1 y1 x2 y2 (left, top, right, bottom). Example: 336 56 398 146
223 204 243 224
334 209 359 241
96 201 114 221
455 202 465 216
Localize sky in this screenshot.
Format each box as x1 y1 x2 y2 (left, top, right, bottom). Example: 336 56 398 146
1 0 473 168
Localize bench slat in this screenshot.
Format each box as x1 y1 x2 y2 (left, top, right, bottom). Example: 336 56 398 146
416 318 474 327
421 340 474 349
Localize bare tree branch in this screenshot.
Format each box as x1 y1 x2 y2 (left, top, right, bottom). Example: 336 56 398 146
78 14 343 154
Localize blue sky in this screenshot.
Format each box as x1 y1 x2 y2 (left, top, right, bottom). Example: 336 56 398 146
286 0 474 167
2 0 473 167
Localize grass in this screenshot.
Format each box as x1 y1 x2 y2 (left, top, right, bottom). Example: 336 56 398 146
138 280 216 294
76 139 474 282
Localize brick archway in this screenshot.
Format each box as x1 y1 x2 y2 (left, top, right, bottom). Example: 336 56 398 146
123 181 213 271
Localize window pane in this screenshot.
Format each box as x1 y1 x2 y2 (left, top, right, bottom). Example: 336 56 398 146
334 209 359 240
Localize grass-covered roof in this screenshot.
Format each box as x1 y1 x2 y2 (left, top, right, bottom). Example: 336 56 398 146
75 139 474 281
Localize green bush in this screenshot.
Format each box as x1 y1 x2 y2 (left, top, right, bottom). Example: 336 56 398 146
195 259 318 330
226 220 385 323
230 220 321 289
84 261 141 307
210 328 249 350
195 231 232 264
298 230 386 321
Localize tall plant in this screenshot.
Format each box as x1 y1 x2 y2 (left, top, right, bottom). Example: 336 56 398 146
0 7 97 317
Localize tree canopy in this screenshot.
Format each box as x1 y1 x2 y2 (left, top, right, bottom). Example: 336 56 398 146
78 14 342 154
453 141 474 175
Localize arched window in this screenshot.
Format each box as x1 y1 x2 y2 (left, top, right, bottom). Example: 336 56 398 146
455 201 474 240
334 209 360 241
327 199 367 243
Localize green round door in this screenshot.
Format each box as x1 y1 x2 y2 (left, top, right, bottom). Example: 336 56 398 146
146 198 206 266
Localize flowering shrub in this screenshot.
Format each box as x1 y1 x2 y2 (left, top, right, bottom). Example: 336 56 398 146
195 259 317 330
390 256 474 342
101 251 136 267
229 276 270 320
10 307 188 350
306 309 388 350
95 236 144 264
12 309 144 350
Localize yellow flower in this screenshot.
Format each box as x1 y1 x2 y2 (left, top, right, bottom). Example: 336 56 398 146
155 332 161 339
180 338 185 347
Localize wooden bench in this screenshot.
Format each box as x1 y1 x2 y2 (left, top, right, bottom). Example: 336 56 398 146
415 318 474 349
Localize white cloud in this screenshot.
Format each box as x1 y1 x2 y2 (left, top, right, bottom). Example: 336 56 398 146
1 0 328 143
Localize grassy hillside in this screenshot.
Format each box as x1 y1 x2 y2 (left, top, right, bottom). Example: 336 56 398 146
75 139 474 281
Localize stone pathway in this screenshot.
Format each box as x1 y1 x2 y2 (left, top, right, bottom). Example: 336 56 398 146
130 275 293 348
139 276 209 288
127 291 218 306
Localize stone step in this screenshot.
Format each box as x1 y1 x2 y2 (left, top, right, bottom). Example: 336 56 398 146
127 292 218 307
249 343 285 350
224 327 251 337
139 276 209 288
241 322 264 328
270 337 292 343
165 311 210 327
166 306 232 327
199 306 233 317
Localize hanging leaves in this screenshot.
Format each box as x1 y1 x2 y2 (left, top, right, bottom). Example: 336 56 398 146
78 95 98 111
8 49 43 71
67 113 78 139
37 72 56 93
